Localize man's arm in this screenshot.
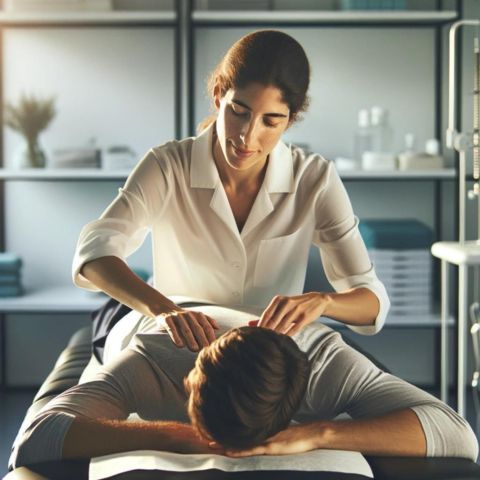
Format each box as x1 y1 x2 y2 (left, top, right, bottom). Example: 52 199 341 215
11 348 199 468
226 408 425 457
63 417 216 459
227 329 478 460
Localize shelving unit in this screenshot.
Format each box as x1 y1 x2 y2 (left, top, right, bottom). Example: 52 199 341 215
192 10 457 25
0 167 456 181
0 0 467 388
0 284 455 328
0 10 176 26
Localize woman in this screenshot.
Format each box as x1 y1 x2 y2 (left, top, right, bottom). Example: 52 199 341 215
72 30 389 354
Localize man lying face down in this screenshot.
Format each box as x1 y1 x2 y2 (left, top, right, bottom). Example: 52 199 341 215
9 307 479 468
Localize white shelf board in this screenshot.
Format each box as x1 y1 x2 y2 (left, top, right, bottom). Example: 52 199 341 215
0 286 457 327
338 169 455 180
431 241 480 266
0 168 131 180
324 313 455 328
0 168 456 181
0 10 176 26
193 10 457 25
0 285 108 313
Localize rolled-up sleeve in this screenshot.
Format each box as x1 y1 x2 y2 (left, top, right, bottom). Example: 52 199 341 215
10 349 162 468
313 162 390 335
72 148 172 291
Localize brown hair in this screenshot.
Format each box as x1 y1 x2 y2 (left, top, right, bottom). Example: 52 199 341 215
197 29 311 133
185 326 311 449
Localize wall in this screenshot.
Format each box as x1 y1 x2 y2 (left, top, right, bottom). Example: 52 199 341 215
1 2 477 386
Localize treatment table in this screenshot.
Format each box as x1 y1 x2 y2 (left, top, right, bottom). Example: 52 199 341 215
4 308 480 480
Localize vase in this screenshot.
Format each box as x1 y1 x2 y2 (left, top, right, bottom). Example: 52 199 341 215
15 138 47 169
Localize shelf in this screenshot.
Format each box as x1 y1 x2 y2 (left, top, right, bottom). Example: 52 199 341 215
0 168 131 181
431 241 480 266
0 286 108 313
338 169 456 180
0 10 176 27
0 286 457 328
324 313 455 328
0 168 456 181
193 10 457 26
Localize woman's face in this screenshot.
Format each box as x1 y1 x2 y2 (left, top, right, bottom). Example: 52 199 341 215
213 82 290 173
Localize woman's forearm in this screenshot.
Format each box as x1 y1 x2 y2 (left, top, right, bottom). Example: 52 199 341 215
80 255 179 317
63 417 211 459
316 409 426 456
321 287 379 326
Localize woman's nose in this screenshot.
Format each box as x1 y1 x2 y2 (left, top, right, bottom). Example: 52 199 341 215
239 118 259 146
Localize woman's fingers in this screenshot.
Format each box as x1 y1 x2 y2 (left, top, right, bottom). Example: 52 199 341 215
258 296 282 328
164 311 219 351
185 312 210 349
164 315 185 348
198 314 218 343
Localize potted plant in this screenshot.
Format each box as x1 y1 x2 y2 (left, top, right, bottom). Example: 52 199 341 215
4 93 56 168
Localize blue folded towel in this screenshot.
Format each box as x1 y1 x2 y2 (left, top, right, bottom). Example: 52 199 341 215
359 219 434 250
0 284 23 297
0 274 20 285
0 253 22 273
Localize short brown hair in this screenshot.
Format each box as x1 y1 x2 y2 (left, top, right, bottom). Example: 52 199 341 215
198 29 311 133
185 326 310 449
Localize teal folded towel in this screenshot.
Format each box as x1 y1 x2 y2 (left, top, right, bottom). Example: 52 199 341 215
0 274 20 285
0 253 22 273
359 219 434 250
0 284 23 297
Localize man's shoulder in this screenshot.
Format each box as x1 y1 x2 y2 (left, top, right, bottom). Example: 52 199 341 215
293 322 344 357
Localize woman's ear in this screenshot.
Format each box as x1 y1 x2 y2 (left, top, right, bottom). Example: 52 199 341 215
213 83 222 110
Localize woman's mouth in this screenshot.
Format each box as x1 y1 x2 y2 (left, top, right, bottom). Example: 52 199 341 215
232 144 255 159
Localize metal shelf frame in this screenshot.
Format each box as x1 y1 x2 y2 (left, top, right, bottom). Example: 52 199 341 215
0 0 465 390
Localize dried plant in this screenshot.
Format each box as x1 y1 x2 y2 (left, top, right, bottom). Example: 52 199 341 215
4 93 56 145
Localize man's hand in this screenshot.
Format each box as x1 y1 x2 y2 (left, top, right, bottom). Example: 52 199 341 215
157 310 219 352
258 292 330 336
224 423 320 457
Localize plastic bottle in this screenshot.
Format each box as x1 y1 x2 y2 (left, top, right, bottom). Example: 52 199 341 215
370 106 394 153
353 108 372 166
362 106 396 170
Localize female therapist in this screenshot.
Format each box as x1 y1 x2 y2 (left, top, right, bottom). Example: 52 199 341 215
72 29 389 353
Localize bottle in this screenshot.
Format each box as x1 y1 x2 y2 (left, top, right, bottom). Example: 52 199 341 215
370 106 394 153
353 108 372 167
397 133 417 170
362 106 396 170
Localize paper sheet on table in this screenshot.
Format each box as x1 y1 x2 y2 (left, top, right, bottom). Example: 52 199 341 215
89 449 373 479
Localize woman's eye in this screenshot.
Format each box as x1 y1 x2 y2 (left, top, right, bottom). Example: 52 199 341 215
264 120 278 128
230 105 248 116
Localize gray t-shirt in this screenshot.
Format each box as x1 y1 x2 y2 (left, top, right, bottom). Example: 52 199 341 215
11 306 479 467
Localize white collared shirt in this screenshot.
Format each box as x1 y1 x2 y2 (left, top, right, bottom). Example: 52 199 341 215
72 122 389 334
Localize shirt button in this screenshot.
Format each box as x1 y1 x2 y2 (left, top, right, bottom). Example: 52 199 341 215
231 262 241 269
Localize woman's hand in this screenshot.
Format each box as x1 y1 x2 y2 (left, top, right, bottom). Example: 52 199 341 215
224 423 321 457
258 292 330 336
157 310 219 352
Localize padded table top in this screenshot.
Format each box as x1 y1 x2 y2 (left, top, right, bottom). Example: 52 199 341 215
4 457 480 480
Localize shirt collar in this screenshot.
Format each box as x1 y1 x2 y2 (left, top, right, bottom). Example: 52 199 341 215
190 121 294 193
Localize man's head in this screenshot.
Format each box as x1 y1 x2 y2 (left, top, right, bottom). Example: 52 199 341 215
184 326 311 449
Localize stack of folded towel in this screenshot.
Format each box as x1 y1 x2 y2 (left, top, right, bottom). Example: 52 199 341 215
359 219 434 319
0 253 23 297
